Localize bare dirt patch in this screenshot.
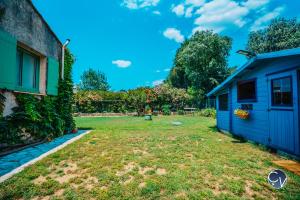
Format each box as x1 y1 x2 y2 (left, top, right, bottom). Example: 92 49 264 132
116 162 136 177
139 182 146 188
52 173 77 184
121 175 134 185
244 180 254 197
175 191 187 198
54 189 65 197
156 168 167 175
45 161 80 184
133 149 149 156
33 176 47 185
32 196 50 200
168 136 177 141
138 166 154 175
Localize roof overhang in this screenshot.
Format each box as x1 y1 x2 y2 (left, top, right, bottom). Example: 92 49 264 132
207 47 300 97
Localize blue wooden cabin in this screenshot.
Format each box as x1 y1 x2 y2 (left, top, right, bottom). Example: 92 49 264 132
207 48 300 156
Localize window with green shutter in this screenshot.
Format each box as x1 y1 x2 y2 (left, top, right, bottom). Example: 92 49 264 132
0 29 17 90
16 48 40 93
47 57 59 95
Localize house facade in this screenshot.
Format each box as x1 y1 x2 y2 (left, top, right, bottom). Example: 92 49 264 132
207 48 300 157
0 0 61 116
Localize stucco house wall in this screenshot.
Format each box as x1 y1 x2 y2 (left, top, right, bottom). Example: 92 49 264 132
0 0 62 117
0 0 62 60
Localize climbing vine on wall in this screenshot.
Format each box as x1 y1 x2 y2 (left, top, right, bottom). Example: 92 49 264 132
56 49 76 132
0 49 76 147
0 92 5 116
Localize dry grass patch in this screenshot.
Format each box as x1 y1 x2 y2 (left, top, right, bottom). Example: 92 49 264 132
1 116 300 200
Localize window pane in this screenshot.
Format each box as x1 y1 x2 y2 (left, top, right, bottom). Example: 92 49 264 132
22 53 35 89
219 94 228 111
272 77 292 106
17 50 22 86
238 80 256 101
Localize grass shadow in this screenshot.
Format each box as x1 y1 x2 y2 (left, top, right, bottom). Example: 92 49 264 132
208 125 219 132
231 134 247 143
77 127 95 130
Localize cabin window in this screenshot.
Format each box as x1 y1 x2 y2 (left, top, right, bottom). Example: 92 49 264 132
271 76 292 106
237 79 256 102
219 93 229 111
17 48 40 91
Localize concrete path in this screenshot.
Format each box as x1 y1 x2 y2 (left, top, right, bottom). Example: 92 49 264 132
0 130 89 178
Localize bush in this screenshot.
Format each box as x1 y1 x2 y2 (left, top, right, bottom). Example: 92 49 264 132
177 110 185 115
197 108 216 118
162 105 171 115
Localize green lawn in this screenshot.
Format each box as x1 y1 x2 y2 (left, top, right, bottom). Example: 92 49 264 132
1 116 300 199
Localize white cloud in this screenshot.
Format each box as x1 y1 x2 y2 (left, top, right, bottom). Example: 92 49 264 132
155 70 161 73
185 0 206 7
185 7 194 18
171 0 205 18
172 4 185 16
243 0 270 10
163 28 184 43
122 0 160 9
251 6 285 31
164 68 171 72
193 0 249 33
153 10 161 15
152 79 164 86
112 60 132 68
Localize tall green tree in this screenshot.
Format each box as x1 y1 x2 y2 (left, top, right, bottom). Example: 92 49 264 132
167 40 190 89
80 68 110 91
168 30 232 106
247 18 300 54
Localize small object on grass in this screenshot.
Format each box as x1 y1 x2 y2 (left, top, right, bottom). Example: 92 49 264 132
172 121 182 126
144 115 152 121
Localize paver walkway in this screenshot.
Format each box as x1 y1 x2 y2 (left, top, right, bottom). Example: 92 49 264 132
0 130 87 176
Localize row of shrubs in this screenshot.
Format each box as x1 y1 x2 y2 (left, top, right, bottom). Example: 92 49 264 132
74 85 192 115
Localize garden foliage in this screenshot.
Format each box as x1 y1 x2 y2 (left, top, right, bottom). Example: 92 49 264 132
197 108 216 119
0 49 75 146
74 84 191 115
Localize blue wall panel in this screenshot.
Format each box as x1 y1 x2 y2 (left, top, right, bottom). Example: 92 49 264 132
217 111 230 131
216 56 300 156
216 90 230 131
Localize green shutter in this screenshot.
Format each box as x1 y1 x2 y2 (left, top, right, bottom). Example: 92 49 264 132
0 29 17 90
47 57 59 95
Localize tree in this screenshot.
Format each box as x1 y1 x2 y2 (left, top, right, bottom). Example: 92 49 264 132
168 30 232 107
167 40 190 89
247 18 300 54
80 68 110 91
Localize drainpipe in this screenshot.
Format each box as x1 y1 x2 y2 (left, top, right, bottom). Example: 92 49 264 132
61 39 71 80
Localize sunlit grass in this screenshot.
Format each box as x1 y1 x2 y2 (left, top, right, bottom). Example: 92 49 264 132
0 116 300 199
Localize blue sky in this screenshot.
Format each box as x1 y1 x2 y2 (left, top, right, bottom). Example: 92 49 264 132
32 0 300 91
